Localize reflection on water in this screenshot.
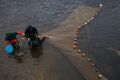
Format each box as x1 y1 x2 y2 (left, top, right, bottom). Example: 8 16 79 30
11 38 44 63
10 45 43 63
30 46 43 58
13 54 25 63
29 37 46 59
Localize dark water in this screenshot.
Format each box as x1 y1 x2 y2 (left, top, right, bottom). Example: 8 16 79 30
78 0 120 80
0 0 83 54
0 0 82 33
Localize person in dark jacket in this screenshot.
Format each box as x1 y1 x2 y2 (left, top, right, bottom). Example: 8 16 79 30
25 25 49 48
25 25 42 48
25 25 38 40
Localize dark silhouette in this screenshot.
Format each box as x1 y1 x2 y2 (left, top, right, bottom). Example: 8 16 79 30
25 25 47 48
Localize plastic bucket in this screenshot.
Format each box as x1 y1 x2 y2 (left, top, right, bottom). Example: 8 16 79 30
5 44 14 55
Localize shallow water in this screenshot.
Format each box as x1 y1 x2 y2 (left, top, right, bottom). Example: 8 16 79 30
78 0 120 80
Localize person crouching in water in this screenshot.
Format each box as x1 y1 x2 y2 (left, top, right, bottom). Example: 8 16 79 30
25 25 46 48
4 32 25 55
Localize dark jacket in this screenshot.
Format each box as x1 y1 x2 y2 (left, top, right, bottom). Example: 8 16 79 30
25 26 38 41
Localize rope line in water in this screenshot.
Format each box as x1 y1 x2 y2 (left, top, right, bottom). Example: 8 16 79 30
73 4 104 79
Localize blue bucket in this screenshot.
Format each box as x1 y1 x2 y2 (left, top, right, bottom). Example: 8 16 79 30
5 44 14 55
